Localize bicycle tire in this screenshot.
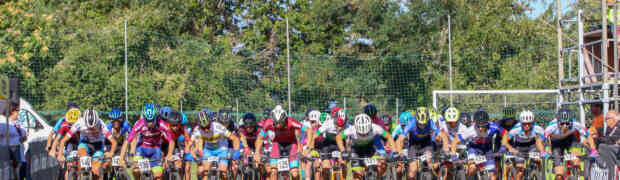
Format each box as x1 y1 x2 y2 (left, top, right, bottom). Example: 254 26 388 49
508 166 518 180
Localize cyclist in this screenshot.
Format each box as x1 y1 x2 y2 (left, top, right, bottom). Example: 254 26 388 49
302 110 321 180
309 110 345 180
545 108 598 180
336 113 396 180
395 107 449 179
331 107 348 129
49 108 80 180
165 110 192 180
47 102 79 152
451 110 502 180
58 109 117 180
240 113 260 155
439 107 471 179
103 109 131 173
120 104 175 180
501 110 547 180
191 109 240 179
392 111 412 178
254 105 311 180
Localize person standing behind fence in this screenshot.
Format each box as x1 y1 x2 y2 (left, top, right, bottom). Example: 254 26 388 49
592 110 620 180
0 100 27 180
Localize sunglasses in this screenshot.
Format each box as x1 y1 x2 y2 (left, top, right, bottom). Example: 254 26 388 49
521 123 532 126
560 122 570 126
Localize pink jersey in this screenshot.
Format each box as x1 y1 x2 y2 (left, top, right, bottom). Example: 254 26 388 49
127 118 173 148
260 117 303 144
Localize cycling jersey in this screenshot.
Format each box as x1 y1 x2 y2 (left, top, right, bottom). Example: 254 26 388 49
341 124 387 147
239 128 259 149
400 117 440 142
544 120 589 139
67 119 110 143
127 118 173 148
444 122 470 141
58 121 80 144
191 122 231 149
458 122 501 152
507 123 545 148
53 117 65 133
259 117 304 144
105 121 131 144
372 116 387 131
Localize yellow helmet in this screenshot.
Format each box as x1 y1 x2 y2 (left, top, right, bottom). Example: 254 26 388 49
415 107 428 125
65 108 81 124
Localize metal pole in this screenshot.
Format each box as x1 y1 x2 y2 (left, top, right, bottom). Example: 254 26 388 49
448 15 453 106
396 98 399 116
286 17 292 115
578 10 587 125
124 20 129 121
614 1 619 111
344 97 347 113
236 98 239 120
558 0 563 89
603 0 610 131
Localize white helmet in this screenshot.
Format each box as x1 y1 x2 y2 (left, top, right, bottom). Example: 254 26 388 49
308 110 321 123
354 114 372 135
271 105 287 122
519 110 534 123
83 109 99 129
444 107 460 123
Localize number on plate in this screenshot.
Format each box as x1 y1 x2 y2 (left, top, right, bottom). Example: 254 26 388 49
277 158 290 172
402 149 408 156
331 151 341 158
80 156 92 168
474 155 487 164
365 158 378 166
112 156 120 167
207 156 219 162
420 153 431 161
564 154 577 161
69 151 78 159
529 152 540 159
138 159 151 172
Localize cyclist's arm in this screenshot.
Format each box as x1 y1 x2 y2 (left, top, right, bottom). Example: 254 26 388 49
254 131 264 154
240 133 249 150
227 133 240 150
49 134 62 155
395 135 405 154
58 134 71 157
304 127 313 150
383 131 397 152
437 131 450 153
46 132 56 151
501 132 516 153
106 136 118 155
336 131 346 152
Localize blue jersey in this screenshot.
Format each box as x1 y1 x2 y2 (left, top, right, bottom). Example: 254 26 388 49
106 121 132 142
458 122 501 152
400 117 440 142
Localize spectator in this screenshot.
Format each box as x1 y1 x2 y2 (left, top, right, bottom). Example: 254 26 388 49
595 110 620 180
589 102 604 137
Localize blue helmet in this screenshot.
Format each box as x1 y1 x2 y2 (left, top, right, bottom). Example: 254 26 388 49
160 106 173 120
399 112 412 125
109 109 122 120
143 104 158 122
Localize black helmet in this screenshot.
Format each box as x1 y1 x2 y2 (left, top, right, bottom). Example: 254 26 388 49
167 110 182 125
556 108 573 124
243 113 257 127
363 104 378 118
474 110 489 128
460 112 472 127
380 114 393 127
218 109 233 126
263 108 272 120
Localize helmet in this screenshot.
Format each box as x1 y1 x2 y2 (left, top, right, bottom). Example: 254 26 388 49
429 108 439 120
556 108 573 124
65 108 81 124
320 112 332 125
399 112 412 125
519 110 534 123
473 110 489 128
159 106 172 120
167 110 182 125
181 112 190 125
109 109 122 121
380 114 393 127
83 109 99 129
271 105 287 123
363 104 378 117
415 107 429 125
197 109 212 128
263 108 272 120
66 102 79 111
444 107 460 123
504 107 516 119
143 104 158 122
308 110 321 123
354 114 372 135
242 113 257 127
331 107 346 127
218 109 233 126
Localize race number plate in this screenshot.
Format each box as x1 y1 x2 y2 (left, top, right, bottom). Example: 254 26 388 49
277 158 290 172
69 151 78 159
468 154 476 161
420 153 431 161
331 151 341 158
138 159 151 172
474 155 487 164
80 156 92 168
112 156 120 167
564 154 577 161
457 145 467 150
171 154 181 161
365 158 378 166
402 149 408 156
529 152 540 159
207 156 219 162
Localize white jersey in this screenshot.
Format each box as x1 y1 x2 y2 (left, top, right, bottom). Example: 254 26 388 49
67 118 110 143
191 122 231 149
342 123 386 146
316 118 339 135
444 122 471 141
544 120 589 138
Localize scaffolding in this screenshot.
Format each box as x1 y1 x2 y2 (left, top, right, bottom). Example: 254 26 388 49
558 0 619 131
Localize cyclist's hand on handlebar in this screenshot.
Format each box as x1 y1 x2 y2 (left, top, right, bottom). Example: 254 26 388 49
104 152 113 159
58 156 65 162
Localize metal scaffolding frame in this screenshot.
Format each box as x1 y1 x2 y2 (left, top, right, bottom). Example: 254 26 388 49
558 0 619 132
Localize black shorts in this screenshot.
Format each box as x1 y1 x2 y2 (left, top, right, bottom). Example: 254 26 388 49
316 138 339 154
350 144 376 168
408 137 434 159
512 145 538 164
551 142 580 166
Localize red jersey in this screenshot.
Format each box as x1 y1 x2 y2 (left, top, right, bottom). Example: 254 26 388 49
260 117 303 144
